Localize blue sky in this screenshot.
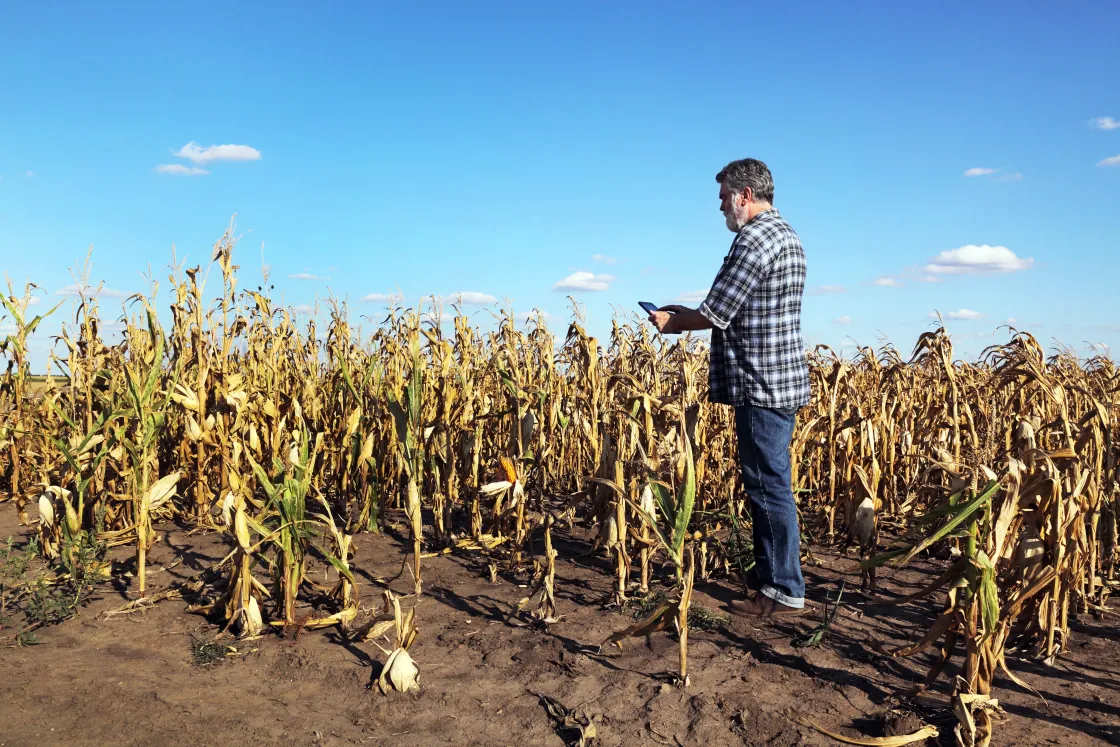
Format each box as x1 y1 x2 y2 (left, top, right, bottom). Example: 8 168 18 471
2 1 1118 368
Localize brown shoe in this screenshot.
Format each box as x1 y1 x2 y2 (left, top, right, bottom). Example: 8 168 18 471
728 592 805 618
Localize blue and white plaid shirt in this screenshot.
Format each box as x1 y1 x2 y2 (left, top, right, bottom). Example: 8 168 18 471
698 209 811 409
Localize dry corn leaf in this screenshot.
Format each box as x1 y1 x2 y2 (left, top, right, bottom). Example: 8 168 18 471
795 714 938 746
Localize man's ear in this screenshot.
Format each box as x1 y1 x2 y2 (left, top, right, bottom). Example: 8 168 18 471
740 187 752 206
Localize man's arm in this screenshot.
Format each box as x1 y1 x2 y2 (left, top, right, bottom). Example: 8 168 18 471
648 306 713 334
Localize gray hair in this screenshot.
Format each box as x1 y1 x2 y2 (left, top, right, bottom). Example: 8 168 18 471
715 158 774 205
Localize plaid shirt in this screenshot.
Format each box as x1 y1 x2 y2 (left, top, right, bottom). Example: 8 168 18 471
698 209 810 409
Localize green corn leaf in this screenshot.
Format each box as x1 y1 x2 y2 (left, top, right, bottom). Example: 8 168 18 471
897 480 1000 566
671 436 697 557
650 480 675 528
976 550 1000 636
867 480 1002 570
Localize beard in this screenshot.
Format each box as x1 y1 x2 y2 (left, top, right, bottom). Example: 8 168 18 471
724 210 746 233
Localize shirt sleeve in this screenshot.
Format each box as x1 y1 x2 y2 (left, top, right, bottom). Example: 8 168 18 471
698 231 780 330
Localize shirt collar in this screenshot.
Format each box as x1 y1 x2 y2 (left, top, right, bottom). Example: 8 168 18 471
734 207 778 237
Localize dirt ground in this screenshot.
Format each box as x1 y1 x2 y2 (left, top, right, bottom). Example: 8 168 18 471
1 508 1119 747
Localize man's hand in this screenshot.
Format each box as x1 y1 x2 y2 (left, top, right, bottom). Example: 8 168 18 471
647 305 715 335
648 310 677 334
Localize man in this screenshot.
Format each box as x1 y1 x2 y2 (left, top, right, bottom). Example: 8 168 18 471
648 158 810 617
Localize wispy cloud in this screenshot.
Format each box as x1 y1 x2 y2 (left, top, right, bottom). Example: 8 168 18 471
54 283 127 299
289 272 330 281
964 167 1022 181
292 304 316 316
1089 116 1120 131
808 284 846 295
873 277 902 287
1005 317 1017 325
28 297 41 306
451 291 497 306
675 290 709 304
1098 155 1120 167
156 164 209 176
925 245 1033 275
591 254 617 265
363 292 403 304
932 309 984 321
24 171 34 178
553 271 614 292
922 275 940 283
174 141 261 164
833 315 852 325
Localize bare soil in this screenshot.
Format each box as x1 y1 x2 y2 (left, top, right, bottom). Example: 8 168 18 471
2 509 1119 747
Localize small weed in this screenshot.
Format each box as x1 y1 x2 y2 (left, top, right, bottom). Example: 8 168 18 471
13 628 40 647
626 590 729 631
688 605 730 632
791 581 846 649
1 537 34 579
189 634 228 667
627 590 669 619
13 527 108 631
0 537 35 614
22 578 81 627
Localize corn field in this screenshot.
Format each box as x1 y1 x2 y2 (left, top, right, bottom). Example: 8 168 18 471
2 230 1118 746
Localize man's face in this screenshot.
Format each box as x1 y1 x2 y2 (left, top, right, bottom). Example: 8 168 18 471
719 184 749 232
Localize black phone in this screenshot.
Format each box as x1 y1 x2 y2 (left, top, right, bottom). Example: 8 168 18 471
639 301 660 314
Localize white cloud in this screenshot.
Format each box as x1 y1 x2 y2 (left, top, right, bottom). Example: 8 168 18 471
963 168 1022 181
28 297 41 306
451 291 497 306
1098 155 1120 167
54 283 127 299
833 315 852 325
808 284 846 295
292 304 315 316
289 272 330 281
924 245 1033 275
932 309 984 321
675 290 709 304
363 292 402 303
591 254 617 265
1090 116 1120 131
922 275 940 283
553 271 614 292
24 171 34 178
874 277 902 287
1005 317 1017 325
156 164 209 176
174 141 261 164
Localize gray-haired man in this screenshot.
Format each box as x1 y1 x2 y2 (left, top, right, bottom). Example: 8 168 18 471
648 158 810 617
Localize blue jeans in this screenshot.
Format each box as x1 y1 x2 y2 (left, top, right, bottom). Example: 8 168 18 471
735 404 806 608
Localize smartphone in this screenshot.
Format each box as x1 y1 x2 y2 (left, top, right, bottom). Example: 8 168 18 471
639 301 660 314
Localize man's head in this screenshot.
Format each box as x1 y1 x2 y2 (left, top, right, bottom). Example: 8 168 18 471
716 158 774 232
